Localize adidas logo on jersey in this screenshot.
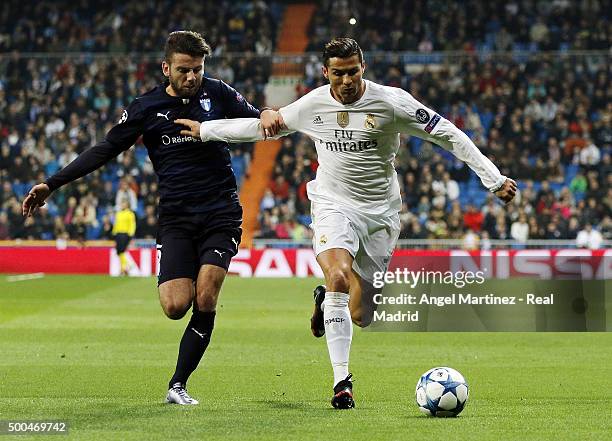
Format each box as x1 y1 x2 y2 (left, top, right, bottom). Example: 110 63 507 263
313 115 323 125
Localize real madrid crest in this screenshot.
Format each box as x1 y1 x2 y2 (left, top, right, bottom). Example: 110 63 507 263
319 234 328 245
337 111 349 128
365 113 377 129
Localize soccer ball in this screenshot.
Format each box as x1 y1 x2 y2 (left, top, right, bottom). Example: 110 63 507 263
415 367 469 417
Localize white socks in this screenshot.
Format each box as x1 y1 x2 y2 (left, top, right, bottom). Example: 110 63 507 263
322 291 353 386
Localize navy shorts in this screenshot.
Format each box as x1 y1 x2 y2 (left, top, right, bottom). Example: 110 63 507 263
115 233 131 254
156 204 242 285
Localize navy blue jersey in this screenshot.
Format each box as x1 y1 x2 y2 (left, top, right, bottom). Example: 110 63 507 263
46 77 259 215
106 78 259 213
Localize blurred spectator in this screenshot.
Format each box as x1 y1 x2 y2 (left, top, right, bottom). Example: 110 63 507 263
115 179 138 212
462 229 480 250
576 223 603 249
566 216 581 239
569 173 587 196
53 216 68 240
76 193 99 228
480 231 492 250
510 213 529 242
463 205 484 233
578 139 601 168
269 175 290 200
432 172 459 202
137 206 158 239
601 216 612 240
67 213 86 245
231 147 250 188
101 215 114 240
0 212 9 239
260 189 276 211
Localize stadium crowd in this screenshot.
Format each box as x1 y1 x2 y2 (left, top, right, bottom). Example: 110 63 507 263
0 0 280 53
0 0 278 241
308 0 610 52
0 0 610 247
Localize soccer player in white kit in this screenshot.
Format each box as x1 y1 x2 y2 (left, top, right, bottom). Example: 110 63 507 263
176 38 517 409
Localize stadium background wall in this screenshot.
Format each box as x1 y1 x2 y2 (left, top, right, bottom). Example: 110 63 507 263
0 248 608 278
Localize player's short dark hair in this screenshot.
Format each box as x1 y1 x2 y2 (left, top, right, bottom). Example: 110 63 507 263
322 38 364 66
164 31 212 63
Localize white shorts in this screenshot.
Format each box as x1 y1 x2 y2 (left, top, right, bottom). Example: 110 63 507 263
310 201 400 284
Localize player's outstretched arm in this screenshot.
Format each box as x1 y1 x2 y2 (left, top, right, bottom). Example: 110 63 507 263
21 139 131 218
176 118 260 142
176 111 292 143
434 120 517 204
391 88 517 203
23 100 144 218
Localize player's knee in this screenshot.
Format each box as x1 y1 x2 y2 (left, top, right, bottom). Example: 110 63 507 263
158 278 194 319
160 296 191 320
327 265 351 293
357 314 373 328
351 310 373 328
162 305 189 320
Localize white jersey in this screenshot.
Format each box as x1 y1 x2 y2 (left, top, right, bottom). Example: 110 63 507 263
279 81 403 215
199 79 506 216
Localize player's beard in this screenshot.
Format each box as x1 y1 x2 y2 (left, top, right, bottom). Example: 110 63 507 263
340 88 357 103
169 75 201 98
332 82 362 104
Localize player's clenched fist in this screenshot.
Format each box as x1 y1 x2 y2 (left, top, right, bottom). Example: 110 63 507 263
494 178 518 204
22 183 51 217
259 109 284 139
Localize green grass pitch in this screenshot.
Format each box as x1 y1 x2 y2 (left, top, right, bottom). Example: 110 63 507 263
1 275 611 440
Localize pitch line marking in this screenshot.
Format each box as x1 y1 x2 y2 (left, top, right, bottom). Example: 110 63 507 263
6 273 45 282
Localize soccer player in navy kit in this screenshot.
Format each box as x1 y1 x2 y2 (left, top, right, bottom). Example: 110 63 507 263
22 31 281 405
